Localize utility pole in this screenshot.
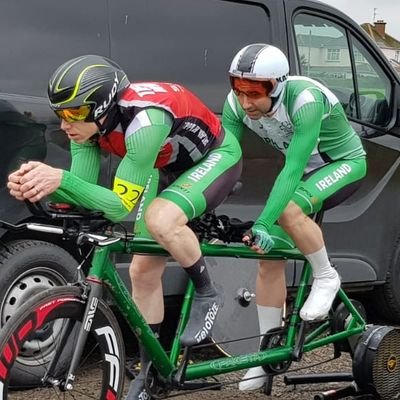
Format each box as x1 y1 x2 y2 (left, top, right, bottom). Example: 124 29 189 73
373 8 377 23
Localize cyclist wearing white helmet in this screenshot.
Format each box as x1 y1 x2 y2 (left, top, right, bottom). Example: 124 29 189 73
223 43 366 390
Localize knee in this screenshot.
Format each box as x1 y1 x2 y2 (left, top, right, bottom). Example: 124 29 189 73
145 212 168 241
145 201 183 242
129 258 161 288
278 202 307 232
129 258 147 283
258 260 286 281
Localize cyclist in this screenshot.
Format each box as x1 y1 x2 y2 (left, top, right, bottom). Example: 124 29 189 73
7 55 242 399
223 43 366 390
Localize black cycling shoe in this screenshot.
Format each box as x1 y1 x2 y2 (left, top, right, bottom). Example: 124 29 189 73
180 286 223 347
125 374 152 400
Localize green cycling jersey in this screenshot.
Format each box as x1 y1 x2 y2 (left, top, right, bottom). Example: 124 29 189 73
51 106 242 223
222 76 366 229
50 108 174 221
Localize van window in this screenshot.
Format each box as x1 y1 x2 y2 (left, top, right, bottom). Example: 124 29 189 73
109 0 271 112
349 36 391 126
293 13 392 129
0 0 109 98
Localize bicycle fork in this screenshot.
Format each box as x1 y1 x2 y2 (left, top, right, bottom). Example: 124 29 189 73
57 280 103 391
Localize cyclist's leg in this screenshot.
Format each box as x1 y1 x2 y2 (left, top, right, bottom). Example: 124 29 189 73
240 158 366 390
239 258 286 390
125 320 161 400
146 130 242 346
130 169 168 324
251 226 295 339
239 226 294 390
0 286 125 399
127 170 168 399
282 158 366 320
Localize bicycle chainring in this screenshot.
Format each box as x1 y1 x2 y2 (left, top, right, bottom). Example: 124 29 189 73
260 327 292 374
144 362 169 399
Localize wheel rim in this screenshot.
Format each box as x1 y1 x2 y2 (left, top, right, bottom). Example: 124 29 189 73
1 267 69 366
1 290 125 398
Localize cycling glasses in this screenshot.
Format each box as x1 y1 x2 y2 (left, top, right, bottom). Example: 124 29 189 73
230 77 274 99
53 104 92 123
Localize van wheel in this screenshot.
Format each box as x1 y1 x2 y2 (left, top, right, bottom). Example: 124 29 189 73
373 238 400 323
0 240 79 387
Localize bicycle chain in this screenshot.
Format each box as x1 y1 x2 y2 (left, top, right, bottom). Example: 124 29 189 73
142 334 339 399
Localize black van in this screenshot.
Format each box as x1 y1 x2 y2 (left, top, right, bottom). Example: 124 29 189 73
1 0 400 382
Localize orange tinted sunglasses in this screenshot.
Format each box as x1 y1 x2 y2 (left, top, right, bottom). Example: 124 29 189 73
54 105 92 123
230 77 273 98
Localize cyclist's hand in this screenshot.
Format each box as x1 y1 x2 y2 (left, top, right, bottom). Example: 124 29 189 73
19 162 63 202
243 225 274 254
7 168 29 201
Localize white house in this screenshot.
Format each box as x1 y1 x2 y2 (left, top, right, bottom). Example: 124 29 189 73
361 20 400 73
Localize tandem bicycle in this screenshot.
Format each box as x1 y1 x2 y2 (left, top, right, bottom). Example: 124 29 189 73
0 201 398 400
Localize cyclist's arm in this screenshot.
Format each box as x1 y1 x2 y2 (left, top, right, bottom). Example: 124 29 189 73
222 91 246 142
54 108 172 221
49 141 101 204
255 96 325 229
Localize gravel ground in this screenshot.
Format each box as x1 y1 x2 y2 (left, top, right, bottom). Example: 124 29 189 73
8 344 374 400
134 345 365 400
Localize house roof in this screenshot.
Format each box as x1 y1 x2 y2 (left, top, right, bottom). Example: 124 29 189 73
361 23 400 50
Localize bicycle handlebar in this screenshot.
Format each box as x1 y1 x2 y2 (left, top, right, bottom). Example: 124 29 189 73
0 201 120 247
0 218 121 247
0 201 253 247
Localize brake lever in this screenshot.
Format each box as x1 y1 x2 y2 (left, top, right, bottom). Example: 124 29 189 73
77 233 121 247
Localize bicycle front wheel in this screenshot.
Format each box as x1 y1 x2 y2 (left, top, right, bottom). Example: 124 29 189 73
0 285 126 399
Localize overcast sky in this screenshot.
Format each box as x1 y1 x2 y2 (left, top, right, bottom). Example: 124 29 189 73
319 0 400 40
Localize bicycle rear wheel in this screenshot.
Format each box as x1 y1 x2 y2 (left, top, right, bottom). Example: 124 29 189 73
0 285 125 399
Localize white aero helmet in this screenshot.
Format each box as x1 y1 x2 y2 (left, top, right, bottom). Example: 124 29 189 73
229 43 289 98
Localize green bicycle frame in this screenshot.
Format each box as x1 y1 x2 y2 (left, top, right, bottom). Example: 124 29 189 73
87 238 366 382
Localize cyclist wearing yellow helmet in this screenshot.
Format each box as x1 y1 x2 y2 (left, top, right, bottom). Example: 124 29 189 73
8 54 242 400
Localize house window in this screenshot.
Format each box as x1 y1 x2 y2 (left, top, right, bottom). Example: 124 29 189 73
293 13 392 128
353 49 365 63
327 48 340 61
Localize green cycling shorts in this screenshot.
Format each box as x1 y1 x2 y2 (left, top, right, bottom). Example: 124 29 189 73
266 157 367 249
134 130 242 239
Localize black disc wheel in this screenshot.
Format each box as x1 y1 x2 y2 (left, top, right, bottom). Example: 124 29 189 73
207 254 260 356
0 286 125 399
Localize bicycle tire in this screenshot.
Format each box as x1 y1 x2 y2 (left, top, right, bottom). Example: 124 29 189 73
0 285 126 399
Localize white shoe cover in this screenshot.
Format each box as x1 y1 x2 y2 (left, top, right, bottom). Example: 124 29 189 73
300 271 341 321
238 366 267 391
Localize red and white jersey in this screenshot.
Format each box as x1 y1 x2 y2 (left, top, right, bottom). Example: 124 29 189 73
98 82 222 170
